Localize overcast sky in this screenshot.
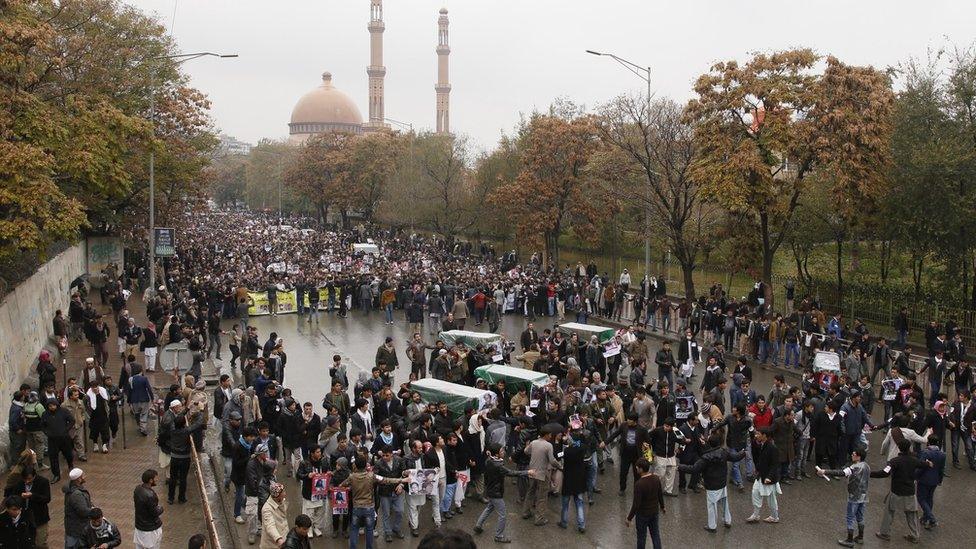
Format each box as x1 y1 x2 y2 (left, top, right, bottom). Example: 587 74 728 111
126 0 974 151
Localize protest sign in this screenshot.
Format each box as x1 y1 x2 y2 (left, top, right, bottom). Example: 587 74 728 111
330 487 349 514
311 472 330 502
406 469 438 496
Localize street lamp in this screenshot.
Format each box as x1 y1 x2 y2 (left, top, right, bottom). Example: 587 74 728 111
383 117 414 133
148 52 237 296
586 49 653 303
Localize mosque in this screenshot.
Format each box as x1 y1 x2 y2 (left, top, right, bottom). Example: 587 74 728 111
288 0 451 143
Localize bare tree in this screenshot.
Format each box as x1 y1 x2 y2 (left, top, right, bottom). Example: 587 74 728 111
598 96 718 299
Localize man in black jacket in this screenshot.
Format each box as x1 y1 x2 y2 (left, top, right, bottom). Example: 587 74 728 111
474 443 532 544
520 324 539 352
3 466 49 547
655 343 676 390
678 433 744 532
81 507 121 548
711 404 753 490
296 445 329 538
214 374 232 421
0 495 35 548
605 414 649 495
40 398 74 483
647 419 684 496
133 469 164 548
746 430 781 524
167 413 206 504
375 447 406 542
871 439 930 543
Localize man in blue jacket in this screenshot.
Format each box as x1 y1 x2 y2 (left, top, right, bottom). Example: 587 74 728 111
839 392 874 465
916 434 946 529
128 363 155 436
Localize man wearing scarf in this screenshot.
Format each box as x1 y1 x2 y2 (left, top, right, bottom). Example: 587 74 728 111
296 445 329 538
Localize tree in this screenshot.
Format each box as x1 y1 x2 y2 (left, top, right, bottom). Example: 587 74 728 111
0 0 215 260
886 58 967 298
210 156 247 207
283 134 352 226
491 105 603 268
472 134 521 243
599 96 718 299
388 132 474 241
246 140 294 214
687 49 894 305
945 46 976 307
344 131 402 222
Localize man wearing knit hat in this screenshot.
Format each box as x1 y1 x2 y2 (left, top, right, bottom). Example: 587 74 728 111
62 468 92 548
245 443 277 544
261 482 288 549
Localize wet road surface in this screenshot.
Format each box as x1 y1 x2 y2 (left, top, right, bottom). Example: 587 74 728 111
225 310 976 548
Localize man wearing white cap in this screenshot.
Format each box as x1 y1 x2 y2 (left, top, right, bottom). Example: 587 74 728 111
157 400 182 470
62 468 92 548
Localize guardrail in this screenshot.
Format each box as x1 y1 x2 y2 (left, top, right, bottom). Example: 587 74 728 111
190 437 221 549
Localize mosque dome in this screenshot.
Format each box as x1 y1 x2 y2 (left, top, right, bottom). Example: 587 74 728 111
288 72 363 143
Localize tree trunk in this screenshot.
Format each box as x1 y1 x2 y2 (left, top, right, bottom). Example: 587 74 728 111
912 253 924 299
681 262 696 301
879 241 891 284
835 238 844 303
971 254 976 311
759 211 775 307
762 252 774 308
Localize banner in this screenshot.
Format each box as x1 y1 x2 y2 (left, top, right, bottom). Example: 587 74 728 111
246 288 343 316
247 292 272 316
153 228 176 257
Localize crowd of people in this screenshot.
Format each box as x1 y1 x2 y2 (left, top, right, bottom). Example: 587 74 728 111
5 207 976 549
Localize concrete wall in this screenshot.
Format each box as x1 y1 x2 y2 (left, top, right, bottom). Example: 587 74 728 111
0 242 86 465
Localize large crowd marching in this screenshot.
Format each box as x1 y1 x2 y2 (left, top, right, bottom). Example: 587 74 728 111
6 207 976 549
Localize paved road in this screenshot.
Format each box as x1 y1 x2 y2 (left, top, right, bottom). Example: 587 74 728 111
224 310 976 548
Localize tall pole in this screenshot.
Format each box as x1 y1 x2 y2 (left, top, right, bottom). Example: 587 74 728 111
148 94 156 295
585 50 652 303
277 156 283 223
146 51 236 297
645 67 651 303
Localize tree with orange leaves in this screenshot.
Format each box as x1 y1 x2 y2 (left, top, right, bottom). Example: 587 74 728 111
686 49 893 305
284 133 351 226
492 104 604 268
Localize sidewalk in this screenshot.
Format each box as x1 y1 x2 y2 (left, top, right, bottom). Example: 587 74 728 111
3 295 208 548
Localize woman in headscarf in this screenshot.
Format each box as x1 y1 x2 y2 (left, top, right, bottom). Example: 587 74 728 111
180 374 196 405
466 412 487 503
242 387 262 427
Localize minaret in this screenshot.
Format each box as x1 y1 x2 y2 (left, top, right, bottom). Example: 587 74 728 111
366 0 387 129
435 8 451 135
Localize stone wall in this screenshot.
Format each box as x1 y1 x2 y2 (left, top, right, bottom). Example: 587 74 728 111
0 242 86 467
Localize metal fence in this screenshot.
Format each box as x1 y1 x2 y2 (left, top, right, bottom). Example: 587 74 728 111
190 437 221 549
602 255 976 350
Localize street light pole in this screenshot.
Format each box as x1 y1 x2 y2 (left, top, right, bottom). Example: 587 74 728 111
586 49 653 304
147 52 237 296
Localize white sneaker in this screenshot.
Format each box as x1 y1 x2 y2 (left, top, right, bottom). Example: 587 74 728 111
235 516 245 524
746 514 760 523
102 444 109 453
